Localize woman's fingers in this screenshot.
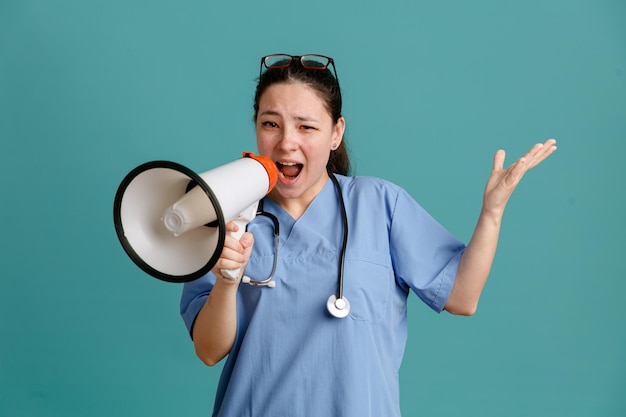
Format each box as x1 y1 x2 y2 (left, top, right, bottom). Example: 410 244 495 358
214 228 255 279
482 138 557 218
492 149 506 172
523 139 557 170
225 221 240 233
500 139 557 182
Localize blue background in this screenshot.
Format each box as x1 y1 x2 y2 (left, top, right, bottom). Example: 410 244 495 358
1 0 624 416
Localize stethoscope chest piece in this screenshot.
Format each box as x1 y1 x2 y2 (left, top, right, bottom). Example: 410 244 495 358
327 294 350 318
242 275 276 288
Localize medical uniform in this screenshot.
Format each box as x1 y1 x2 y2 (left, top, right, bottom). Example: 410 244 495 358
180 175 466 417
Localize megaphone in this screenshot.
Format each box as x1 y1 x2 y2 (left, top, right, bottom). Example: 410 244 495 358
113 152 278 283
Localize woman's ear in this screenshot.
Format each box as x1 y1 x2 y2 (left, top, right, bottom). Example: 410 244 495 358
332 117 346 149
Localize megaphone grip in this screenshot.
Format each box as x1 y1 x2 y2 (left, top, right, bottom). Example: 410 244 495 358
219 202 258 280
222 269 240 280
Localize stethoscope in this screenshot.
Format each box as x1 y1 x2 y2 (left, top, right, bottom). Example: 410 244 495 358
241 174 350 318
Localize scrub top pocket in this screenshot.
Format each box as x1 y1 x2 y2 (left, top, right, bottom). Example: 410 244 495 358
343 250 392 324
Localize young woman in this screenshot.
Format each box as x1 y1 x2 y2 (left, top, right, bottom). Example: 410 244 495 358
180 54 557 417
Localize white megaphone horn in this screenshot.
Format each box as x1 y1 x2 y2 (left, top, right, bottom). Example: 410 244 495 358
113 152 278 283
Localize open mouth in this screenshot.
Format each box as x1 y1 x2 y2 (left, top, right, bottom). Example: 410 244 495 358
276 161 303 180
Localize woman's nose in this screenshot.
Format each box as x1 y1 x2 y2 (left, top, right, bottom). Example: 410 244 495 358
277 127 298 150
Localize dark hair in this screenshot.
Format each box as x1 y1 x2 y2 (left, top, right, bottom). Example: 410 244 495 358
253 59 351 176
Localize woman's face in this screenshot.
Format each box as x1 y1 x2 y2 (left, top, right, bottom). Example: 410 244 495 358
255 81 344 212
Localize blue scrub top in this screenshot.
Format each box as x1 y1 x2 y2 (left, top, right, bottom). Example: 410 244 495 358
180 175 466 417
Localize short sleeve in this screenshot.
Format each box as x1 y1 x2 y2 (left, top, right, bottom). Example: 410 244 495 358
389 189 466 312
179 272 216 337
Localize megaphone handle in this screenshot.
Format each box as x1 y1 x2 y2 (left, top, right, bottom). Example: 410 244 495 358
220 202 259 280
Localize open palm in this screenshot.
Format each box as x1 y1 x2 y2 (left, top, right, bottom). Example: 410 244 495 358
483 138 557 218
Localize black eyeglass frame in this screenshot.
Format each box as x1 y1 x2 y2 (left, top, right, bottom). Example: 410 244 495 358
260 54 339 83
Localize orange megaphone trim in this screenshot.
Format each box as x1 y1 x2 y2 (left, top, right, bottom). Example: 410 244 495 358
242 152 278 194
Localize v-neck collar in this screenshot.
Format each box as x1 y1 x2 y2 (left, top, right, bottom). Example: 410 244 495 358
261 177 337 246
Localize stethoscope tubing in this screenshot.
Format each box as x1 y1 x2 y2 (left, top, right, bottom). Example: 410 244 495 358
243 174 350 317
243 210 280 287
330 173 348 301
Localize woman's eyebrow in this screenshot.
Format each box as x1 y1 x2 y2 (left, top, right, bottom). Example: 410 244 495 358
258 110 319 123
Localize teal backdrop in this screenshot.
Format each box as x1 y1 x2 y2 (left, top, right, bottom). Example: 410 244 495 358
1 0 624 416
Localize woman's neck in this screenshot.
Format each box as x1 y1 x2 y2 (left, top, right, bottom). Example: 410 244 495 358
268 175 329 221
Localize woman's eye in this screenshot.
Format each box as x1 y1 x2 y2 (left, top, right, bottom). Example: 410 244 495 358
262 121 278 128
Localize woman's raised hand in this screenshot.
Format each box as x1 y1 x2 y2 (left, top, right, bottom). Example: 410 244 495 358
482 138 557 219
